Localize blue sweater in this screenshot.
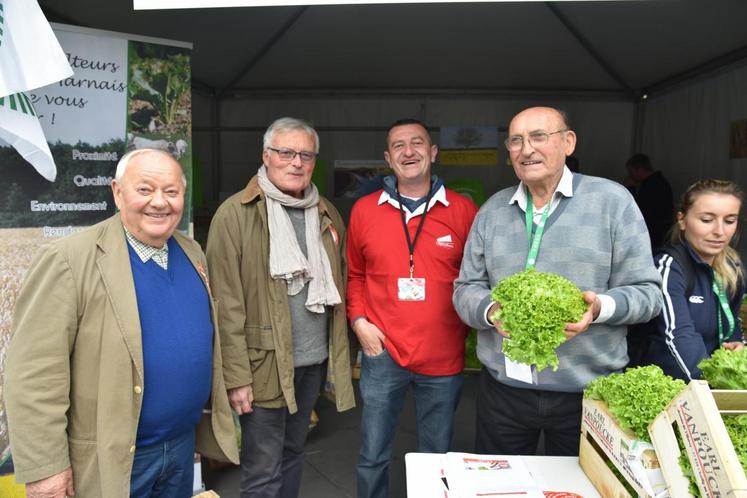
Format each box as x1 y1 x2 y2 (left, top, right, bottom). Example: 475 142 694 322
453 174 662 392
644 242 744 381
129 238 213 446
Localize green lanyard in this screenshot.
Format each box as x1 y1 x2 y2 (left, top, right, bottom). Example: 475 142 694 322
711 272 735 344
524 190 551 270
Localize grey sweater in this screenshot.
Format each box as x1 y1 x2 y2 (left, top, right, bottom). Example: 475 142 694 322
286 207 329 368
453 174 662 392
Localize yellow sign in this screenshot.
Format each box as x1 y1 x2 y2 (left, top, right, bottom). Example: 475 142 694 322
0 474 26 498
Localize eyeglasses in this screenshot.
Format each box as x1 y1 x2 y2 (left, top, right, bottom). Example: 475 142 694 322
504 129 569 152
267 147 317 163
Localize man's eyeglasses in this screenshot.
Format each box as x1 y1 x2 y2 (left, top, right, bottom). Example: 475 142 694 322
267 147 317 163
504 129 569 152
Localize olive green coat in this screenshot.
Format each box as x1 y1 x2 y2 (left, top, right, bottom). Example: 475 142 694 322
5 215 239 497
205 175 355 413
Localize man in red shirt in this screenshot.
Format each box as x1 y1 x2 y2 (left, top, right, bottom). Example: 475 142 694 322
347 118 477 498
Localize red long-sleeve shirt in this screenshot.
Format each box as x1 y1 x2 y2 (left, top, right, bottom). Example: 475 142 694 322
346 188 477 375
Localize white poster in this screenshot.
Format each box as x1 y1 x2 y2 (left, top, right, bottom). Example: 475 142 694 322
32 30 128 145
0 24 192 484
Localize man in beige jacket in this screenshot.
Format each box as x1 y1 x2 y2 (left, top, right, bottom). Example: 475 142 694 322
206 117 354 498
5 149 238 498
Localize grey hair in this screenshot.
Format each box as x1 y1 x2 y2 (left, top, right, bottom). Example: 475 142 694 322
115 148 187 187
262 117 320 153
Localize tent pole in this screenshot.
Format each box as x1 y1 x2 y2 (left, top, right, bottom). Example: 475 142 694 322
216 7 309 99
544 2 635 99
642 44 747 97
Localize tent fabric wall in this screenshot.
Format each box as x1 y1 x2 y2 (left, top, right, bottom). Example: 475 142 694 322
193 94 636 218
640 61 747 203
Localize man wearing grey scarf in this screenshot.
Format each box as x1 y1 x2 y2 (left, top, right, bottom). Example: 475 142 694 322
206 117 354 498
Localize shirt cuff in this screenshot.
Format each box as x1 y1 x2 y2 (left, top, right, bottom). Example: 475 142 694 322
593 294 615 323
483 301 496 326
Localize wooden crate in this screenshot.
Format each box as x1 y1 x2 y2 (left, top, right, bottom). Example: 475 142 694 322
580 398 667 497
649 381 747 498
579 431 634 498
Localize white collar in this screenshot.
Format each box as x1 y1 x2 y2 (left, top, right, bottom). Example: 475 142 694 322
510 165 574 212
378 184 449 223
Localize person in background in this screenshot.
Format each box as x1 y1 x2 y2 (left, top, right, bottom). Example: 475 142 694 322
453 106 661 457
625 153 674 251
643 179 745 381
347 118 477 498
206 117 354 498
5 149 238 498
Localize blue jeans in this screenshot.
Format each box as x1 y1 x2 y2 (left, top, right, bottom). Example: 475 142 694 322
238 363 325 498
357 349 463 498
130 429 195 498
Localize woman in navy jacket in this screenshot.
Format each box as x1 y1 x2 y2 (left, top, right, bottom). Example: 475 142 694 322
644 179 745 381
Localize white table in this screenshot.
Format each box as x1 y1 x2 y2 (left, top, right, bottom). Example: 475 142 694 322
405 452 601 498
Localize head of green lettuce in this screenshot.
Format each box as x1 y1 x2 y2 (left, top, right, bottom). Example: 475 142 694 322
491 269 587 371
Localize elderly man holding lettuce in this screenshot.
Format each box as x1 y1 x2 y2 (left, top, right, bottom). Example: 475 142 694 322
453 106 662 456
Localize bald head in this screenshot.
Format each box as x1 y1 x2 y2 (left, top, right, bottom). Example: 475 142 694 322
506 107 576 194
115 148 186 187
509 107 569 133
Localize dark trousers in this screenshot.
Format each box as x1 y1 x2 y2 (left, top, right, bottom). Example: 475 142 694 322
475 368 582 456
238 362 325 498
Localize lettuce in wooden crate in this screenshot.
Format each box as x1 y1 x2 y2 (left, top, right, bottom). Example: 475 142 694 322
699 348 747 390
723 414 747 474
584 365 686 442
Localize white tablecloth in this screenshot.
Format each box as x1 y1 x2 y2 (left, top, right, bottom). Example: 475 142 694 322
405 452 601 498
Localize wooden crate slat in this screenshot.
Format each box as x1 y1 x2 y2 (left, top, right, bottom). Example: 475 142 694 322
651 380 747 498
579 431 634 498
581 398 666 497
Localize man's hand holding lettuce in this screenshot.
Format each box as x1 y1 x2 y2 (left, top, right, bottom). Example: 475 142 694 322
488 269 598 371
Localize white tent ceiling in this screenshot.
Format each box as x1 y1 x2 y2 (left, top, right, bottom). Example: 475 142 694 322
39 0 747 100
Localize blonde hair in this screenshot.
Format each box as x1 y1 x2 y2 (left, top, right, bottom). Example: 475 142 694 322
670 179 743 296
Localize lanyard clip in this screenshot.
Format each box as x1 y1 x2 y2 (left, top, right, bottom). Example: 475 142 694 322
409 265 414 279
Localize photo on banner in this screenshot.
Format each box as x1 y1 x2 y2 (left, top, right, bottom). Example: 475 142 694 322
333 159 389 199
0 24 192 483
439 125 499 166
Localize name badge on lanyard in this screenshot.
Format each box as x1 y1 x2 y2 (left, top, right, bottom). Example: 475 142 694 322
398 277 426 301
396 184 433 302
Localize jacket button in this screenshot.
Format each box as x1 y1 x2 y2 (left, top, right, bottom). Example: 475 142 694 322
129 445 136 454
134 386 142 394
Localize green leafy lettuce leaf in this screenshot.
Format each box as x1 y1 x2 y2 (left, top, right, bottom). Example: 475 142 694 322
491 269 586 371
723 414 747 474
699 348 747 390
584 365 686 442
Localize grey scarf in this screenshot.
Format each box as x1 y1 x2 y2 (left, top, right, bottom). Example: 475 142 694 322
257 165 341 313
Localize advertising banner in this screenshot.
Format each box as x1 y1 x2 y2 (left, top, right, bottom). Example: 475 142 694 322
0 24 192 487
333 159 389 199
439 125 499 166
